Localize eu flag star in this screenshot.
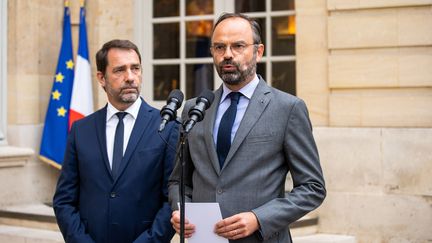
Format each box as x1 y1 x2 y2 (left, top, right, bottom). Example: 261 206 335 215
57 106 67 117
55 72 65 83
66 59 74 69
52 90 61 100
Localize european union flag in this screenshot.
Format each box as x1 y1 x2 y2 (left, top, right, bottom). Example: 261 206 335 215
39 3 74 169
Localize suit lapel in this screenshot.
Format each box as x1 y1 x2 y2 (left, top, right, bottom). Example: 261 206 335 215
222 79 272 171
114 99 153 183
203 87 223 174
95 105 114 180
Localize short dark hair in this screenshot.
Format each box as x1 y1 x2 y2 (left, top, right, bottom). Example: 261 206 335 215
95 39 142 75
212 13 262 44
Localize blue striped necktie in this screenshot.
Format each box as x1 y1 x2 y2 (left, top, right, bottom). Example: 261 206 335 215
217 92 241 169
112 112 127 178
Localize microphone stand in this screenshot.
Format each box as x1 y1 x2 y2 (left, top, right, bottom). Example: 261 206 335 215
166 116 188 243
179 127 188 243
176 91 214 242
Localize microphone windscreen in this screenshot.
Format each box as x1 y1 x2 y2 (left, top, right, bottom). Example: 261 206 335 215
168 89 184 104
198 89 215 105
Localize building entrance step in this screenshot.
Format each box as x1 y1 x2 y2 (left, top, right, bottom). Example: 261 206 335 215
0 225 63 243
0 203 58 231
294 233 356 243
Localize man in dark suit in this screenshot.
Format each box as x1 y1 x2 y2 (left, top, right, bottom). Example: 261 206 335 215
168 13 326 242
53 39 178 243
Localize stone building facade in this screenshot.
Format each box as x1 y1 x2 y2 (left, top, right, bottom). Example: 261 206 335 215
0 0 431 242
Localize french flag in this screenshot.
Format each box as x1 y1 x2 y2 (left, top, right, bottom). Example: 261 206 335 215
69 4 93 129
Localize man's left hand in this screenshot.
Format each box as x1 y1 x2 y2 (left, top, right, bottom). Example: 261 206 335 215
214 212 259 240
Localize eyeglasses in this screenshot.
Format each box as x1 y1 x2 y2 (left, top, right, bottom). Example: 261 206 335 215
210 42 257 56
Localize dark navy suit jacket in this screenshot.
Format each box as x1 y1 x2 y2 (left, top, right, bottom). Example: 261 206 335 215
53 99 179 243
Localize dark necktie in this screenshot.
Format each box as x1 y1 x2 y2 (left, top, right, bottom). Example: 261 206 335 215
217 92 241 169
112 112 127 179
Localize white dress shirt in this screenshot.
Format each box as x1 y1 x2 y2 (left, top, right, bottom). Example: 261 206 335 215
106 98 142 169
213 75 260 145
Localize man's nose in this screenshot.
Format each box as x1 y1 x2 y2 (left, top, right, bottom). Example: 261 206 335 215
223 46 234 59
125 68 135 80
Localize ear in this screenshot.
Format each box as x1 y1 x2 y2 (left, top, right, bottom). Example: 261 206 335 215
255 44 265 62
96 71 105 88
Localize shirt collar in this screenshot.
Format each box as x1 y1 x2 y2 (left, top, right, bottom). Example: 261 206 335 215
106 97 142 122
220 74 259 103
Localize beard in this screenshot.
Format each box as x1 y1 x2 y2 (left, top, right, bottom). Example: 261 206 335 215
120 92 139 103
216 52 257 85
119 84 140 103
105 81 140 104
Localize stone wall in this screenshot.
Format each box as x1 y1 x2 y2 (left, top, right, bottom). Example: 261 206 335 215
2 0 432 242
296 0 329 126
3 0 136 206
5 0 65 206
326 0 432 127
296 0 432 242
315 127 432 242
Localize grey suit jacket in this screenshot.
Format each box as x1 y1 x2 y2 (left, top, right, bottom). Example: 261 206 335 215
168 77 326 243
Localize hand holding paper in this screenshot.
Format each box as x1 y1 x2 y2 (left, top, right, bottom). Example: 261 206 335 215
214 212 260 240
172 203 228 243
170 210 195 238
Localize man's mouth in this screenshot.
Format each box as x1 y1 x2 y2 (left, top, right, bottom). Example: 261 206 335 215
221 65 237 72
122 87 137 93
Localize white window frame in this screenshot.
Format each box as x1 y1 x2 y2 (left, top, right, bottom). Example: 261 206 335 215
134 0 296 109
0 0 7 145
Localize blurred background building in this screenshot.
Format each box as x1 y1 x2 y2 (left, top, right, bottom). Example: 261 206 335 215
0 0 431 242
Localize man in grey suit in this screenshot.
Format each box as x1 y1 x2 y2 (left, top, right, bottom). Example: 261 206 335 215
168 13 326 242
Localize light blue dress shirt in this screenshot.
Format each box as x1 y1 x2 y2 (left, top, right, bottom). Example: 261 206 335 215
213 75 260 145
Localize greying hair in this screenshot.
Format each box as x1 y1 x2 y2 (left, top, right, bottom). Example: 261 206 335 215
212 13 262 44
95 39 141 75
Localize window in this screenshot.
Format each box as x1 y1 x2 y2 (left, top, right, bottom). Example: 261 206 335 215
136 0 296 108
235 0 296 95
0 0 7 145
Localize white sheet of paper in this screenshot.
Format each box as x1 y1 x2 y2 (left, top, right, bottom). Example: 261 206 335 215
182 202 228 243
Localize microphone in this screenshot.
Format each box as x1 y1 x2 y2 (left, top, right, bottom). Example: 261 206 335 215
184 89 215 133
158 89 184 132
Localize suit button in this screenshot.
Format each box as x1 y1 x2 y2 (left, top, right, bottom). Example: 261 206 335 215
217 189 223 194
110 192 116 198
